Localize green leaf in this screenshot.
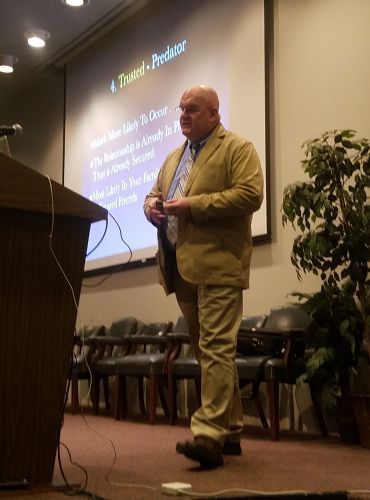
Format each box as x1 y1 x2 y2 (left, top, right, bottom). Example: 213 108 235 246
296 373 307 388
306 347 335 378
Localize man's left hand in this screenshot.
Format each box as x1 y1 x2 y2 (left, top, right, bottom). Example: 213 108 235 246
164 198 191 217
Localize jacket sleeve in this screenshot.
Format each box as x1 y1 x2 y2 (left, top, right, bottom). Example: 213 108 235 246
143 179 160 225
143 146 183 225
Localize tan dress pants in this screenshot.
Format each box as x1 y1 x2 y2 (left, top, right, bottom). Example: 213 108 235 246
173 264 244 445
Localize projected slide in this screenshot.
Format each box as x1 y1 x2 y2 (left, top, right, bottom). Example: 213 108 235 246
64 0 267 273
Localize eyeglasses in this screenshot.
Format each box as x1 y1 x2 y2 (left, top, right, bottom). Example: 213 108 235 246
175 106 206 116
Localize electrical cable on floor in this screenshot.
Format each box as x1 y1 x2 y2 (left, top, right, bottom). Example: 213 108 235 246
46 176 107 499
56 357 96 498
168 486 370 498
45 177 159 495
45 176 164 497
75 410 158 494
173 487 336 498
55 360 106 500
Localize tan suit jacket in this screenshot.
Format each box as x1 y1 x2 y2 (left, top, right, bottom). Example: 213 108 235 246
144 123 264 294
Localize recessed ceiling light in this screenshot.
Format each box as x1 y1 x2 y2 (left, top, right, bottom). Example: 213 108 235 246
61 0 90 7
24 29 51 48
0 54 18 73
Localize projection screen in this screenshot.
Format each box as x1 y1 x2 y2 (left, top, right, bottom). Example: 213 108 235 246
64 0 270 274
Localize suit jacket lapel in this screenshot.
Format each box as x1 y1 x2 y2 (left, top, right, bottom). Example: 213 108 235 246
184 124 225 194
162 144 186 198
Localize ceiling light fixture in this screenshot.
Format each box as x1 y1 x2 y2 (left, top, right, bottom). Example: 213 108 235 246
61 0 90 7
24 29 51 48
0 54 18 74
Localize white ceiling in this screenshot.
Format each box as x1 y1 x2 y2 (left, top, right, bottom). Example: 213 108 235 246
0 0 152 110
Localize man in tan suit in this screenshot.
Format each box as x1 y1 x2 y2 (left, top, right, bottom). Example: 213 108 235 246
144 85 263 468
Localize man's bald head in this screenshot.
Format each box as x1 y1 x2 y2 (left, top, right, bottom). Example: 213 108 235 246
183 85 220 109
178 85 221 141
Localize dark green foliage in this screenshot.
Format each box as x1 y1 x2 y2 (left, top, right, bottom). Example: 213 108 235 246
292 286 363 413
282 130 370 413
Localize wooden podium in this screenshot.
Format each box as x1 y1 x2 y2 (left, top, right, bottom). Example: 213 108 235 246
0 152 107 486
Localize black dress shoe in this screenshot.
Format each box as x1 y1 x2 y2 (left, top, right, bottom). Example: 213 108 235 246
222 441 242 455
176 435 224 468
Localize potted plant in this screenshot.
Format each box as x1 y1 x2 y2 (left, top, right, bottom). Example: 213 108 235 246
281 129 370 444
289 286 364 444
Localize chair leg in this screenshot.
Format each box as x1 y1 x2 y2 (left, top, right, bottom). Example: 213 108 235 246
115 374 128 420
254 393 269 429
267 379 280 441
138 377 147 416
288 384 295 431
102 376 111 411
195 377 201 407
114 375 121 420
297 413 303 432
309 383 328 437
172 383 178 424
147 374 157 424
92 375 100 414
70 374 79 414
168 369 177 424
121 375 128 418
158 380 169 417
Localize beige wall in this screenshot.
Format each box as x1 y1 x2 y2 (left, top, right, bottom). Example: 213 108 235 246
2 0 369 326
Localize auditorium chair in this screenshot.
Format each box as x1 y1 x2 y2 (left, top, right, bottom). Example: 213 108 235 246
68 324 105 413
114 320 173 424
166 315 269 425
237 306 328 440
236 314 270 429
166 316 200 424
91 316 140 414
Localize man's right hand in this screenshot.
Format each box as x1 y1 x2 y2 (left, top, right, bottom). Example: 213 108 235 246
148 192 166 225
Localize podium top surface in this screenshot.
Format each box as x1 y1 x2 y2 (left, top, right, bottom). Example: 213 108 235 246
0 152 107 222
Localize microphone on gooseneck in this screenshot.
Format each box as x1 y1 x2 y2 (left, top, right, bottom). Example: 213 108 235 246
0 124 23 137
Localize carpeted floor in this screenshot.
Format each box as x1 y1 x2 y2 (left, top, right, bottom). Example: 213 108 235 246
1 411 370 500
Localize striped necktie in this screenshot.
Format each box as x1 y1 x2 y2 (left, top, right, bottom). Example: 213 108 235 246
167 142 199 246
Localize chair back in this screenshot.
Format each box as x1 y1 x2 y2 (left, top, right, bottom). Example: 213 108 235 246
136 321 172 336
109 316 138 337
240 315 268 329
73 324 105 358
172 316 189 333
171 316 195 356
264 306 312 360
135 321 173 353
76 325 100 336
105 316 139 358
264 307 311 331
75 324 104 339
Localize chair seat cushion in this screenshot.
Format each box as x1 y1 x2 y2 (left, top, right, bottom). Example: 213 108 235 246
115 353 166 376
236 355 269 380
94 357 117 375
264 358 306 381
71 354 89 374
236 355 306 382
172 357 200 377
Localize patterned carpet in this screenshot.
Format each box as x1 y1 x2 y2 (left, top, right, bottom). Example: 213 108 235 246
1 411 370 499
